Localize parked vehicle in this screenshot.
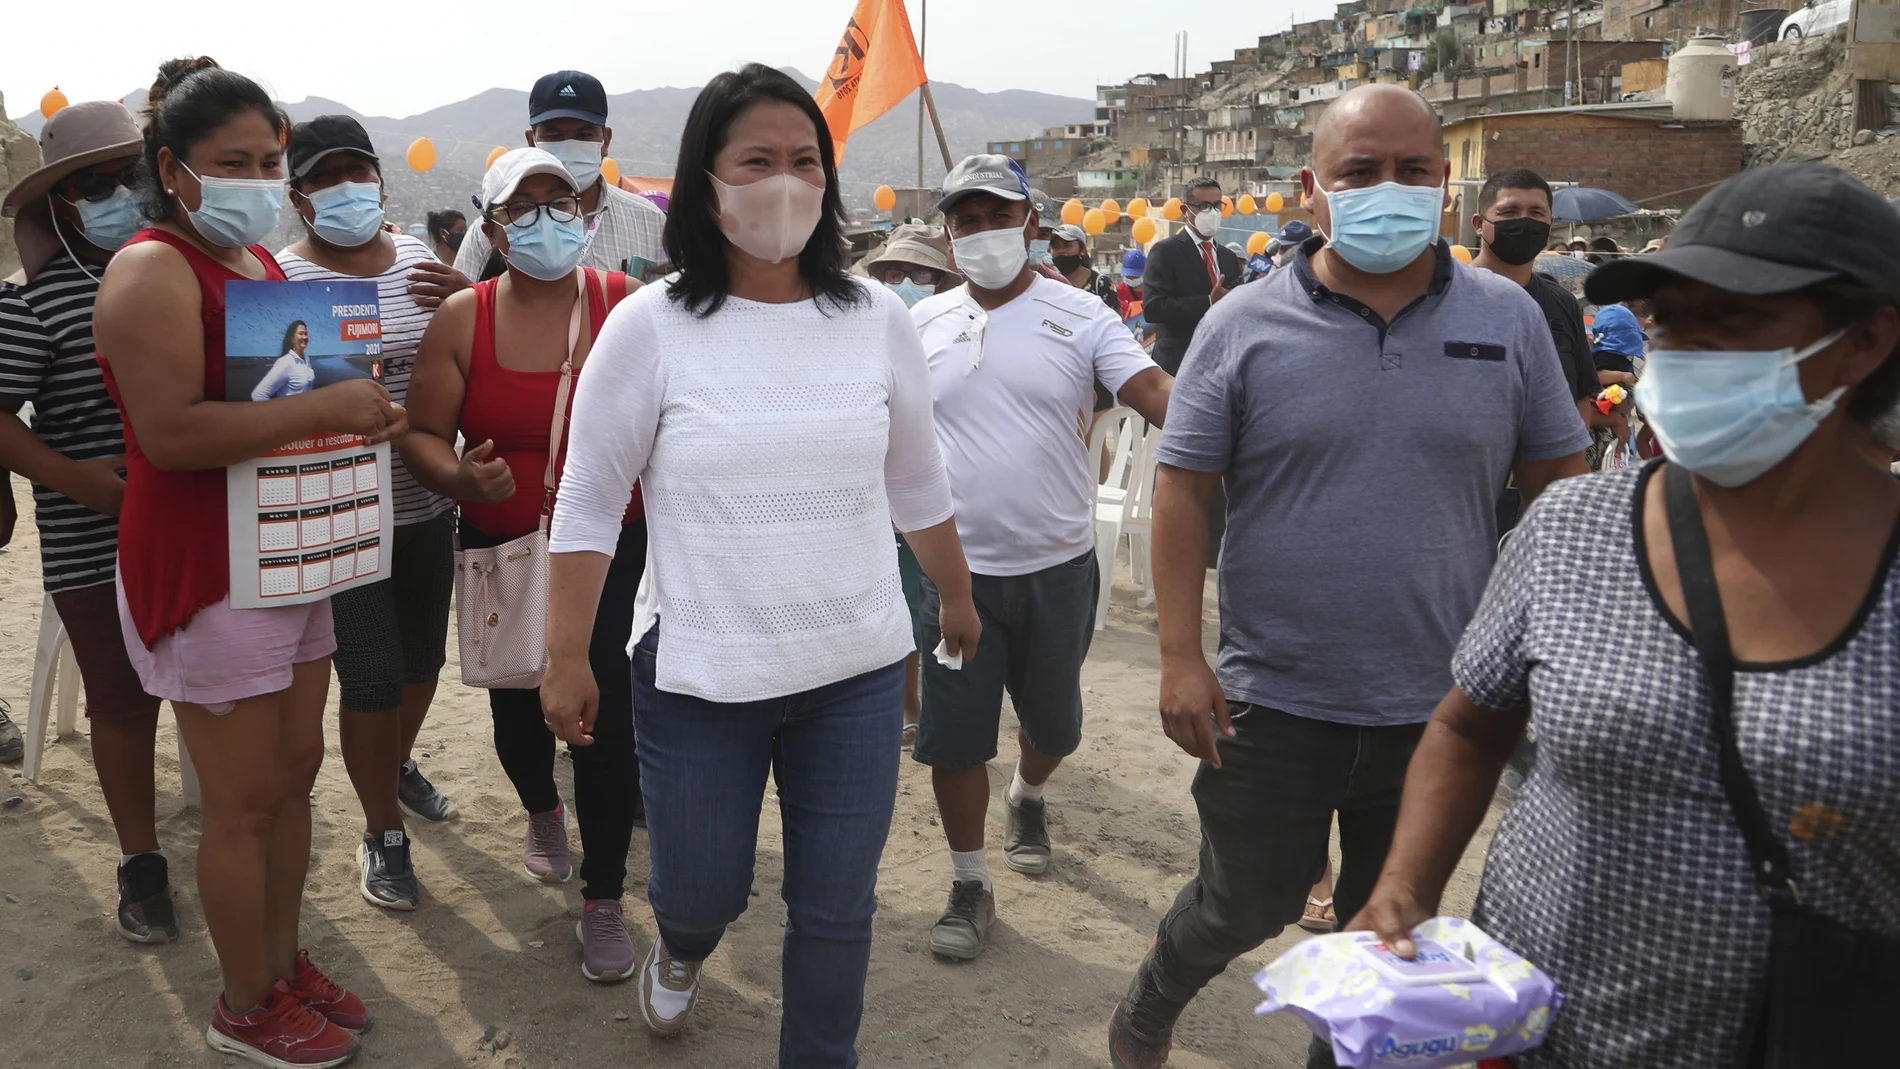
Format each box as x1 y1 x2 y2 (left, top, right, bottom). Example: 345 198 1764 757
1780 0 1848 39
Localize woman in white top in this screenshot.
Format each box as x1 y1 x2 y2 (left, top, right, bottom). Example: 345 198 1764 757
542 64 979 1063
250 320 314 400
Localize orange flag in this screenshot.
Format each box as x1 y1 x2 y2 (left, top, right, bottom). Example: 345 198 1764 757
814 0 927 163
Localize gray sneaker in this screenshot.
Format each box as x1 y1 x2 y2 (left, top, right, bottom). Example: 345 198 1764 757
638 938 702 1035
0 701 21 764
929 879 995 961
575 899 636 983
523 804 572 884
397 759 457 822
1004 795 1052 875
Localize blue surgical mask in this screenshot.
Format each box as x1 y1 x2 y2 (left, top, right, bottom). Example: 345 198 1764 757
66 186 144 251
889 280 933 308
180 163 286 249
1317 180 1443 274
501 212 590 280
539 139 603 193
302 181 385 248
1028 239 1052 266
1634 327 1850 488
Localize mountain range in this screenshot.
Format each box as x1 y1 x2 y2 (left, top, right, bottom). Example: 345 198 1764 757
14 70 1091 243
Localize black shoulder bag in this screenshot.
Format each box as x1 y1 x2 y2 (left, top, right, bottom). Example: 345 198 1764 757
1664 463 1900 1065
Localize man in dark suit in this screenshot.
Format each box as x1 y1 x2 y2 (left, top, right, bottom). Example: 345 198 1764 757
1141 178 1243 376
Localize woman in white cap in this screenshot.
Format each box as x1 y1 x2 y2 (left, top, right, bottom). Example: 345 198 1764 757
402 146 645 985
540 63 979 1059
0 99 180 945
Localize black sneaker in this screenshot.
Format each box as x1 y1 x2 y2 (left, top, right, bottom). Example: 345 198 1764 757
1108 953 1189 1069
397 759 457 822
357 831 420 911
0 700 21 764
928 879 995 961
117 853 179 944
1004 795 1052 875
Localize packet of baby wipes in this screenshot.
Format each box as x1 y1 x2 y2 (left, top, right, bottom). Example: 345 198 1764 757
1253 917 1559 1069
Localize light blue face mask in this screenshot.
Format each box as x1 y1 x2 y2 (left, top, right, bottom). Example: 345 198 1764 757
180 163 286 249
888 280 933 308
1028 239 1052 266
1317 180 1444 274
502 211 590 280
302 181 385 248
1634 327 1850 488
67 186 144 251
539 139 603 193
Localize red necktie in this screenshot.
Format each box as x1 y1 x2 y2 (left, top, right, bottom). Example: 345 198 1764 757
1201 241 1219 287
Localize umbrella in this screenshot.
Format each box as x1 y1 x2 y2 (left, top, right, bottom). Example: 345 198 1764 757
1532 251 1595 284
1553 186 1641 223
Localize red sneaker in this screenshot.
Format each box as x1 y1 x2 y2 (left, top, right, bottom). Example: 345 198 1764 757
206 980 358 1068
290 949 371 1033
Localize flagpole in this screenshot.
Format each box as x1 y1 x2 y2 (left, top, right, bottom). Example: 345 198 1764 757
921 82 953 170
917 0 927 201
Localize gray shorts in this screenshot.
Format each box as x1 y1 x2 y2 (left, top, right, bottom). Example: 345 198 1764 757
913 550 1099 770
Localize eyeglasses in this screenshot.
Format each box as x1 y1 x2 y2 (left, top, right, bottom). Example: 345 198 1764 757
879 267 940 286
486 195 583 228
55 164 139 204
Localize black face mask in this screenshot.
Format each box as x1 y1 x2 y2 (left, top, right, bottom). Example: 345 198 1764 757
445 231 465 253
1483 216 1551 266
1053 253 1089 274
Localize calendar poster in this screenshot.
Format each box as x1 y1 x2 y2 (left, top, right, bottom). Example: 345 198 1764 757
223 280 393 608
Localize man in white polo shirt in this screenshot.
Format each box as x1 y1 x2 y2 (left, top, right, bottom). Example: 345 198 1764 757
912 155 1173 961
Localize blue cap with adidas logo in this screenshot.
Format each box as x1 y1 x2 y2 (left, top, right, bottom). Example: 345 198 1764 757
529 70 608 126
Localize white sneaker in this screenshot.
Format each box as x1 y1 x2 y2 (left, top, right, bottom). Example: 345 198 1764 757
637 938 702 1035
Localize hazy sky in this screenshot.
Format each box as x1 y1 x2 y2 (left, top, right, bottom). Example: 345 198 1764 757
5 0 1335 121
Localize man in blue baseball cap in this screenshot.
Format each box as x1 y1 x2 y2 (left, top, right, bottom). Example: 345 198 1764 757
452 70 666 282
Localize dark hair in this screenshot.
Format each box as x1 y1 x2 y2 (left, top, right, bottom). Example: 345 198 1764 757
281 320 307 354
138 57 287 221
1477 168 1551 214
426 209 465 243
1186 177 1222 199
664 64 862 317
1807 283 1900 426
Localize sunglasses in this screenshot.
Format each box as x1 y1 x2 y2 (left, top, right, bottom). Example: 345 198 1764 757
56 164 140 204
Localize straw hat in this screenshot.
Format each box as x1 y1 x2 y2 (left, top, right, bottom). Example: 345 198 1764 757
863 223 949 274
1 101 144 281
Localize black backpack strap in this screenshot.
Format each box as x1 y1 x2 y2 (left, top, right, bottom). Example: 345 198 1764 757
1663 463 1801 906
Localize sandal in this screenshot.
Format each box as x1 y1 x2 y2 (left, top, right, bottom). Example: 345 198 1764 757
901 721 919 751
1299 895 1337 933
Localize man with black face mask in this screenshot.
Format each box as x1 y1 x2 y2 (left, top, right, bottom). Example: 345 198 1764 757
1470 169 1599 423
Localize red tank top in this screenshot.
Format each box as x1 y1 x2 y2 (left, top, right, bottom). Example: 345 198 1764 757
458 268 642 538
99 229 287 647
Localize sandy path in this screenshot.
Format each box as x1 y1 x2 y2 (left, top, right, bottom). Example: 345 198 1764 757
0 477 1497 1068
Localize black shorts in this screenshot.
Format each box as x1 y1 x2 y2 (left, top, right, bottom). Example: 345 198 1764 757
913 550 1099 769
330 511 455 711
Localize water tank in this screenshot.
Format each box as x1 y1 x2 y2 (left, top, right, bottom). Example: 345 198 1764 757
1667 36 1740 121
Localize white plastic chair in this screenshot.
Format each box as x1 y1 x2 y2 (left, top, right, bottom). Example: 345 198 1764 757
1090 409 1165 629
1121 421 1166 610
24 592 198 804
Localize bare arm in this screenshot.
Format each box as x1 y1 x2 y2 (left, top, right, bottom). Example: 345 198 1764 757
95 242 401 471
1152 463 1233 766
1117 367 1173 428
1511 451 1588 507
900 518 981 661
0 402 123 517
1597 368 1637 386
1347 687 1528 955
542 550 613 746
397 289 513 502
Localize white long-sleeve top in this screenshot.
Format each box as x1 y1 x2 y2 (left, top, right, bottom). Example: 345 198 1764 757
550 277 954 703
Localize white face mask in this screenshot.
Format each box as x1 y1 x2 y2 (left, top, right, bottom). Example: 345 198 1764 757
952 227 1030 290
540 139 604 192
709 172 825 264
1190 207 1222 239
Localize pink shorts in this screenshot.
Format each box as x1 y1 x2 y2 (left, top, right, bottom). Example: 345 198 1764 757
116 579 337 714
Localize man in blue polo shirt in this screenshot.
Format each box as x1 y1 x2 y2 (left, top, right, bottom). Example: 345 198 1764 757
1107 84 1589 1069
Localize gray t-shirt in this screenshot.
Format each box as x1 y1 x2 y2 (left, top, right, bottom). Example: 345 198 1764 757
1156 241 1590 726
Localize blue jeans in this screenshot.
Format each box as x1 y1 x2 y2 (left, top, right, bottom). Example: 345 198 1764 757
632 625 903 1069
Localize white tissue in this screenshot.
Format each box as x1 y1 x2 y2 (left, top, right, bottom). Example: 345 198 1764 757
932 639 963 670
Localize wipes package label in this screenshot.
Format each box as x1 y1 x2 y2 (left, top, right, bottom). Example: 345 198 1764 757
1253 918 1560 1069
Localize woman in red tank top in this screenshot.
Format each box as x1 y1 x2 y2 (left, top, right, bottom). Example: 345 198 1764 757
91 58 400 1068
403 149 647 986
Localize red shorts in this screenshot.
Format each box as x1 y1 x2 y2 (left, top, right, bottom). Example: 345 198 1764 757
50 582 161 722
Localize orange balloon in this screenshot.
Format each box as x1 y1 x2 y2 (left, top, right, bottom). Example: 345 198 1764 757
1101 198 1121 224
1220 196 1234 218
485 145 508 170
1246 231 1270 256
406 137 436 173
1131 217 1157 244
40 87 68 119
1450 244 1474 263
1238 194 1257 215
873 184 897 212
1062 198 1086 227
1265 191 1285 213
1082 208 1108 236
601 157 622 186
1162 197 1183 221
1126 197 1149 219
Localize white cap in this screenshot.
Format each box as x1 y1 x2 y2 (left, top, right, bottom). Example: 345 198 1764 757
481 147 578 210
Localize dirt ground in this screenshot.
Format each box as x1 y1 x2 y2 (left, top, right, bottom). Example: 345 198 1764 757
0 477 1498 1068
